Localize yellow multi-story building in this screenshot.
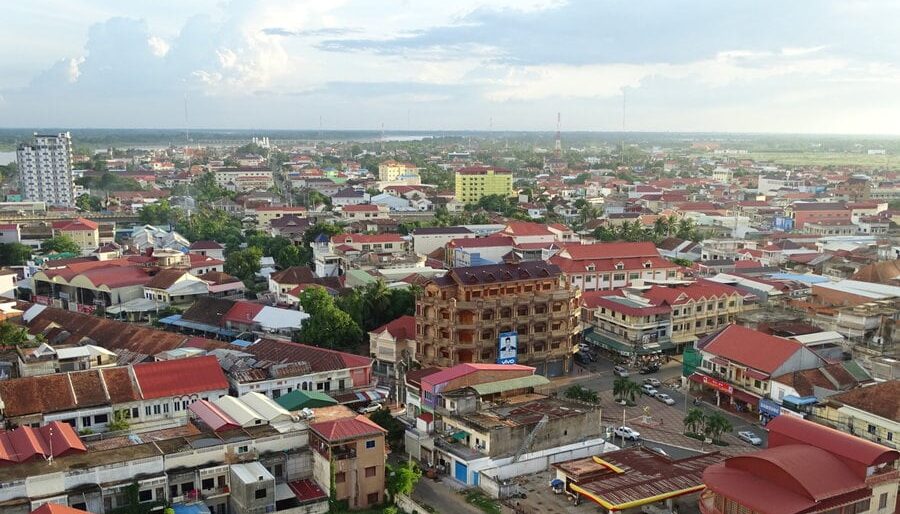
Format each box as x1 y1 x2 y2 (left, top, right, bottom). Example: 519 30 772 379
377 160 420 184
454 165 514 204
50 217 99 253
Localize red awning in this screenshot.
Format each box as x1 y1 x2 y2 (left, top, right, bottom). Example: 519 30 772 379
744 368 769 381
731 388 760 406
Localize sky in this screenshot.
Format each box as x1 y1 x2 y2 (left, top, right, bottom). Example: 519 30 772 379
2 0 900 134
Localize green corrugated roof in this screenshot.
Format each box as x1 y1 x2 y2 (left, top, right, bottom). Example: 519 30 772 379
469 374 550 395
275 390 338 410
840 360 872 382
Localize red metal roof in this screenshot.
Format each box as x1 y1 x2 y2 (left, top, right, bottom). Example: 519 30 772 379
288 479 327 502
767 415 899 469
310 414 387 442
188 399 241 432
132 356 228 399
341 204 379 211
701 325 804 374
52 217 99 231
421 363 535 391
558 242 660 260
223 301 265 324
31 504 91 514
0 421 85 465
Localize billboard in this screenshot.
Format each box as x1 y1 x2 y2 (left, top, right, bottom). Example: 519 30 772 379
497 331 518 365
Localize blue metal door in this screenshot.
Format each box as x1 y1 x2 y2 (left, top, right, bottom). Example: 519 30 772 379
455 461 468 483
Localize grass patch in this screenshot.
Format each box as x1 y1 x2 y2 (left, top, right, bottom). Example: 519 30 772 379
464 490 501 514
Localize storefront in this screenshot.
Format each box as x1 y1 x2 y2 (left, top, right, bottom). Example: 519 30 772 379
689 374 760 413
759 397 807 425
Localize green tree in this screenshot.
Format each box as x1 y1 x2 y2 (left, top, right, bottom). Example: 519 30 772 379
564 385 599 403
683 408 705 435
369 408 405 446
193 172 231 203
275 244 303 268
612 377 640 404
76 194 102 212
176 209 243 249
0 243 32 266
295 287 363 350
386 461 422 501
42 235 81 255
704 412 733 443
225 247 262 284
139 200 176 226
0 322 30 346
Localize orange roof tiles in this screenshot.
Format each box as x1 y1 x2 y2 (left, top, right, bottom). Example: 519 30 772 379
310 414 386 442
132 356 228 399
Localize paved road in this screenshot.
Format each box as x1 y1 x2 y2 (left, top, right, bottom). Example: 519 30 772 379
412 477 491 514
553 350 768 448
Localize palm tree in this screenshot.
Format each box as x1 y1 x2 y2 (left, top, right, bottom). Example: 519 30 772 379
683 408 705 435
613 377 640 404
704 412 733 443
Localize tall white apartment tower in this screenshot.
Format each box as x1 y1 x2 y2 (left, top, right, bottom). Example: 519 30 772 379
17 132 75 207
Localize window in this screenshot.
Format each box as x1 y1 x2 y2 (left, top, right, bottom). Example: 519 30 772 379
879 493 888 510
753 380 762 389
365 466 377 477
153 404 161 415
202 478 214 490
868 424 877 434
254 488 267 500
145 406 152 417
237 445 249 454
94 413 108 424
367 493 380 505
335 472 346 483
82 416 92 427
131 407 139 419
138 489 153 502
366 439 376 449
613 273 625 281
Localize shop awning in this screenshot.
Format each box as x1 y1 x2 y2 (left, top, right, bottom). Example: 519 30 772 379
731 388 760 405
452 431 468 441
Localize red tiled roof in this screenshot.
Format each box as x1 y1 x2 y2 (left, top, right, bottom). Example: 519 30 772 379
288 479 327 502
52 217 99 231
132 356 228 399
371 315 415 340
310 414 387 442
256 206 307 212
247 339 372 373
642 279 742 305
701 325 805 374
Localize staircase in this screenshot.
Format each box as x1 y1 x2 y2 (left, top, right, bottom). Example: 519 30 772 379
512 415 549 463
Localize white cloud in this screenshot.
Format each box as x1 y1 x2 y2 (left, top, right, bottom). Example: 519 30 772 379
781 45 829 56
147 36 170 57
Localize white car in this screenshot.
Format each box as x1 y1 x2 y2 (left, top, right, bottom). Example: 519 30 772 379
358 403 382 414
613 365 629 377
738 431 763 446
655 393 675 405
643 378 662 388
614 426 641 441
640 384 658 396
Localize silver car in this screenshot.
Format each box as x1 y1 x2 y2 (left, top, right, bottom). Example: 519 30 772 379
613 365 629 377
738 430 763 446
655 393 675 405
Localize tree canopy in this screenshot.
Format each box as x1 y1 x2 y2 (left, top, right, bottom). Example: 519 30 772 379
224 247 262 285
0 243 32 266
295 287 363 351
42 235 82 255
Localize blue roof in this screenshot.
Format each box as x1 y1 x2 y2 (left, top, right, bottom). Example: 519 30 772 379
158 314 239 337
314 233 329 243
230 339 256 348
173 503 211 514
783 395 818 405
769 273 831 284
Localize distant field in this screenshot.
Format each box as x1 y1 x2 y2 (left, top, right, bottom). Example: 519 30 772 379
747 152 900 169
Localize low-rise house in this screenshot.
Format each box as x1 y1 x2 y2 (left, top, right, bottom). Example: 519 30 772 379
254 206 307 228
331 188 368 207
198 270 246 298
142 269 209 306
412 227 475 256
0 356 228 432
337 204 389 221
813 380 900 449
188 240 225 260
447 235 514 267
368 316 416 401
310 414 387 510
689 324 827 417
51 218 99 253
16 342 116 377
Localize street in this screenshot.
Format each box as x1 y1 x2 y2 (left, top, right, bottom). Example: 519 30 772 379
553 351 768 450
